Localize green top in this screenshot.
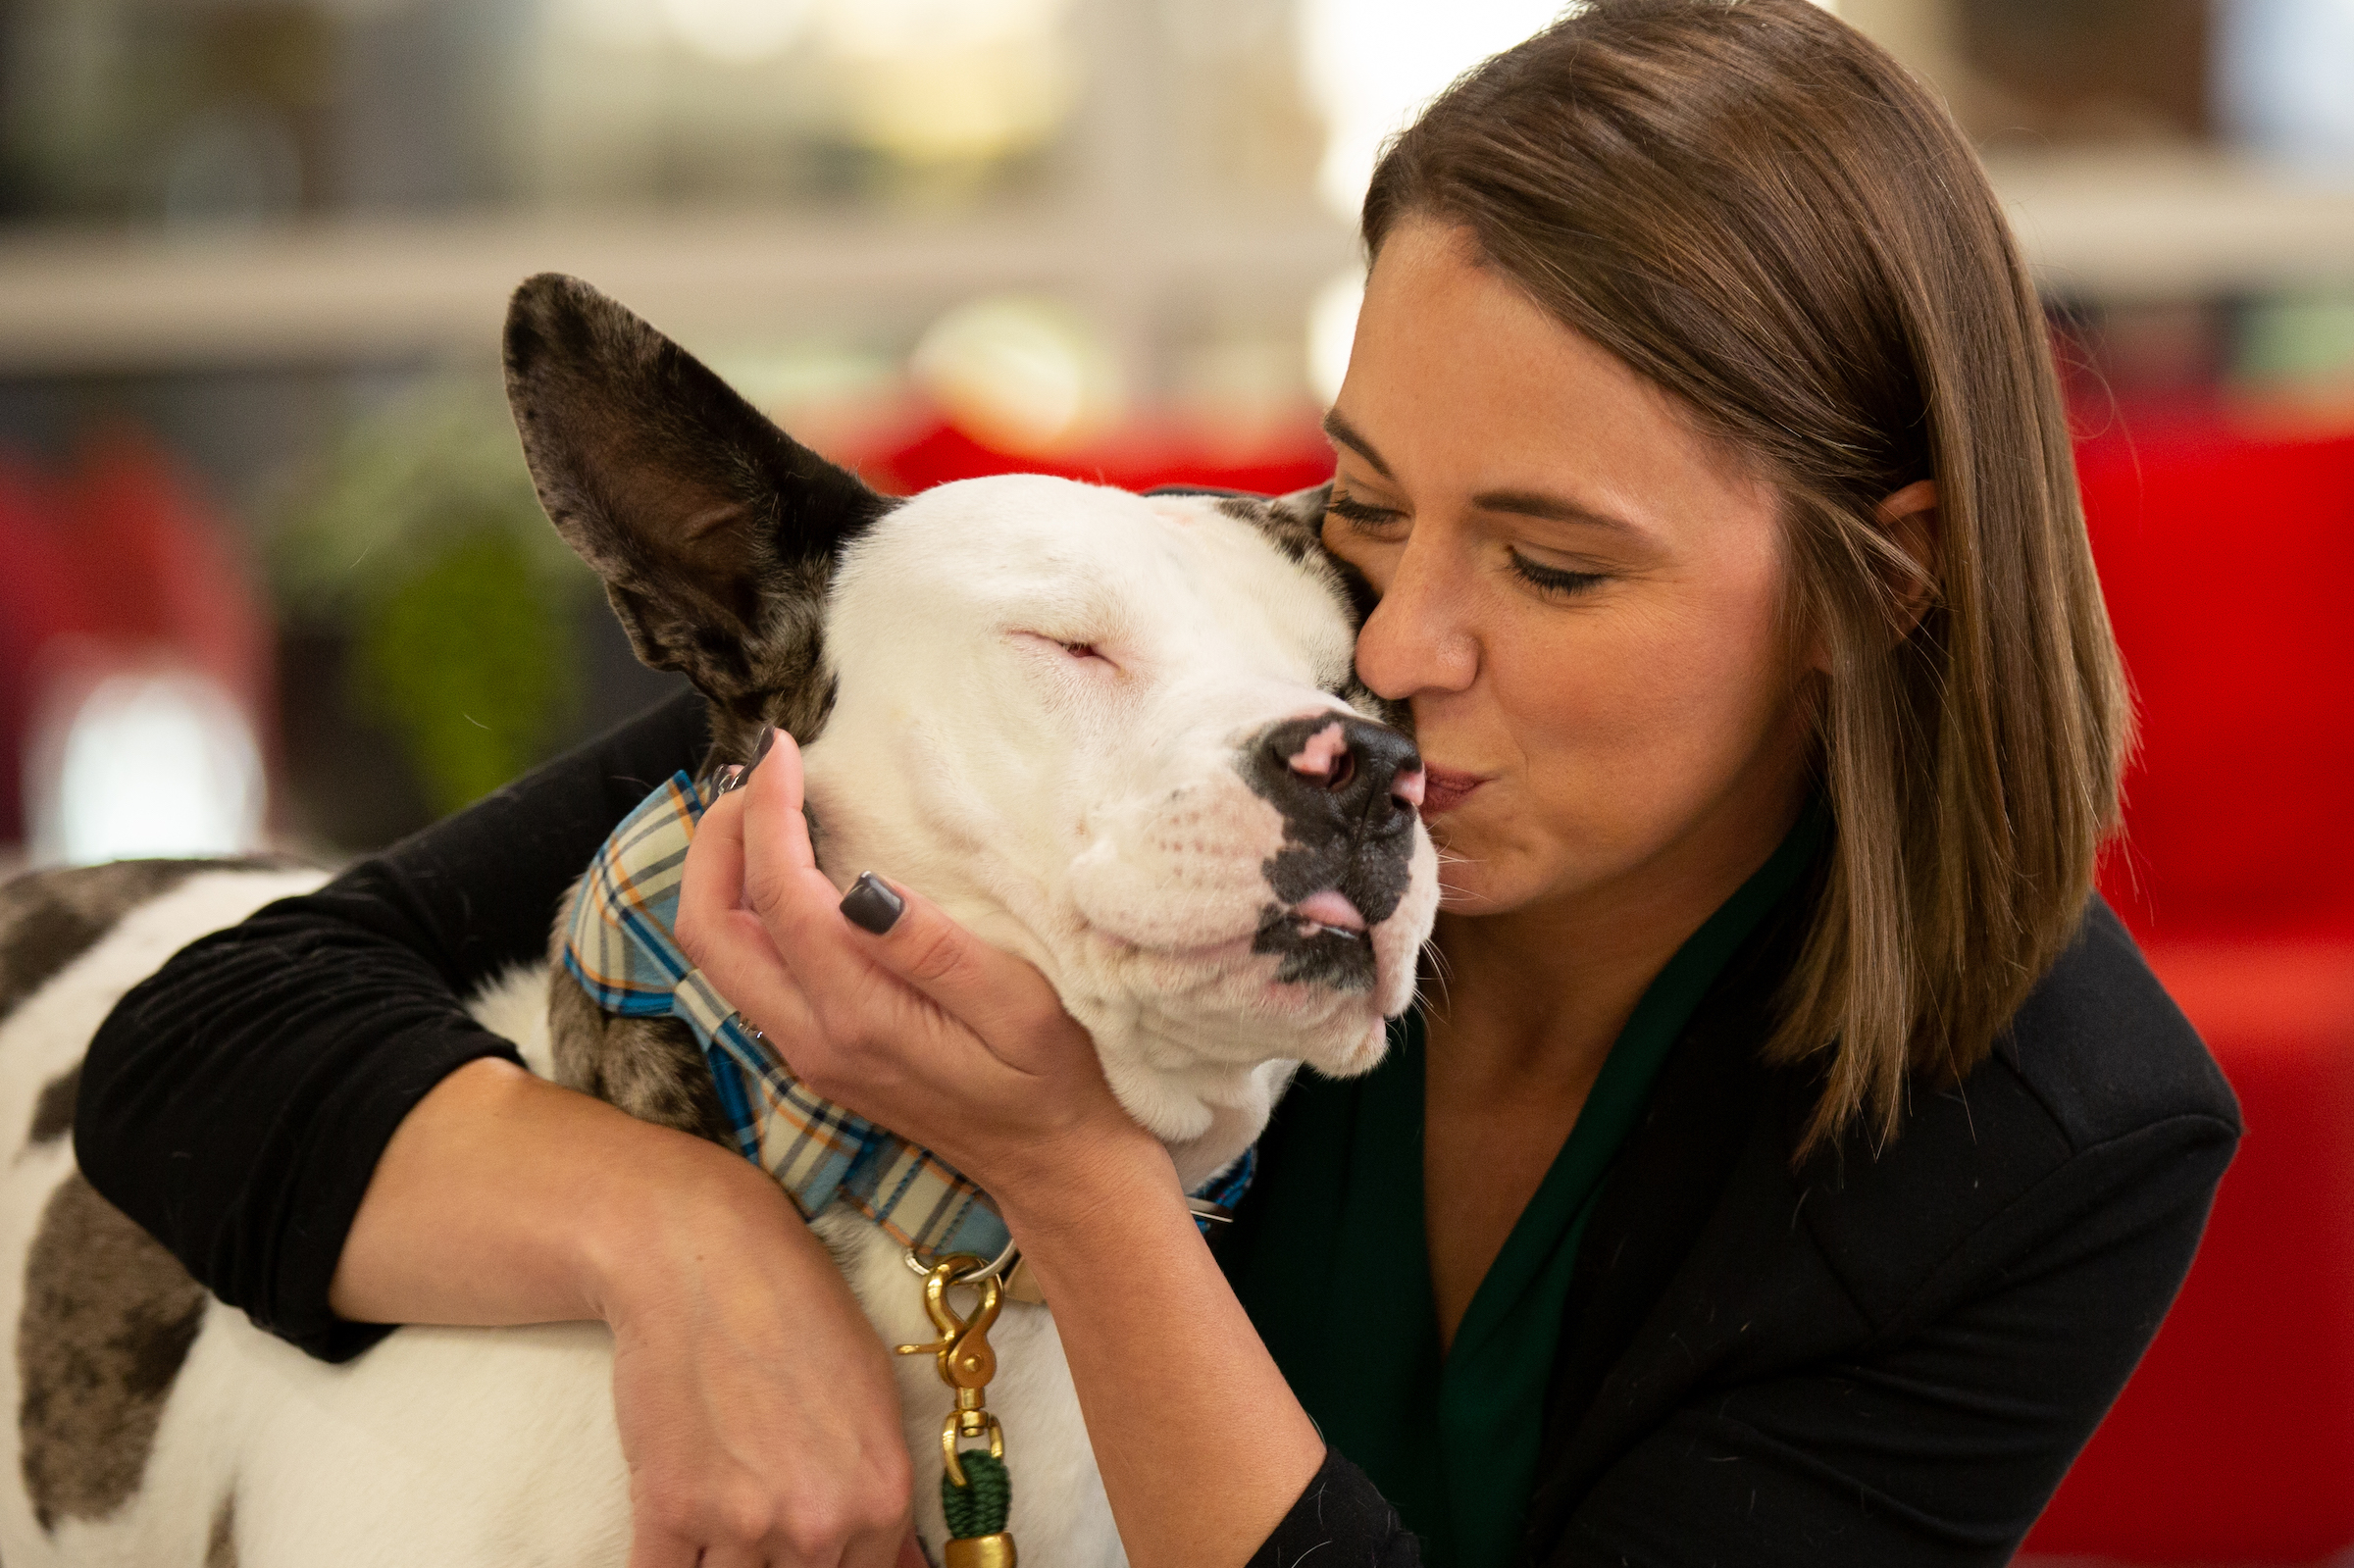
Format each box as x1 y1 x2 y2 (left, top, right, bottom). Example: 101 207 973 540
1223 810 1824 1565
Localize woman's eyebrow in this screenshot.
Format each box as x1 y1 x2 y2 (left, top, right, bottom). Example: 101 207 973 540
1472 487 1643 536
1325 408 1647 538
1321 409 1394 480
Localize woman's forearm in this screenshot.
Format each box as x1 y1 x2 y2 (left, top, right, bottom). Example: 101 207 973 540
997 1130 1327 1568
331 1057 931 1566
328 1055 810 1327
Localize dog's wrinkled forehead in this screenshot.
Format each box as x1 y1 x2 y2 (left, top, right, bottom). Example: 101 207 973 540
825 477 1386 724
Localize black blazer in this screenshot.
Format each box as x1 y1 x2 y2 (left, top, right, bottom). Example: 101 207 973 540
1242 890 2241 1566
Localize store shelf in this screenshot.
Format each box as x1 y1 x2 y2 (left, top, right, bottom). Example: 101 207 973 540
0 206 1358 376
1993 149 2354 303
0 150 2349 377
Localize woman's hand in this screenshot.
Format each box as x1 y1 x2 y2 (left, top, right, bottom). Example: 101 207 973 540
590 1156 928 1568
677 730 1330 1568
675 730 1161 1208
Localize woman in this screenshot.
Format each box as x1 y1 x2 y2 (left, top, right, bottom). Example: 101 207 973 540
80 3 2236 1564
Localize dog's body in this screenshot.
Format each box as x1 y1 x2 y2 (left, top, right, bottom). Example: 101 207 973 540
0 278 1438 1566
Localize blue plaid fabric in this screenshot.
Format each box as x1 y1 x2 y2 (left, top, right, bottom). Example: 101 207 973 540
563 772 1252 1264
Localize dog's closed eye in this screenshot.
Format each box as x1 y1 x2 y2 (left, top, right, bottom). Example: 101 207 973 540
1011 631 1117 672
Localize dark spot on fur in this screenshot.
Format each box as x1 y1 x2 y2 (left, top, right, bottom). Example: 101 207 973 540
27 1066 77 1146
1214 493 1315 564
0 861 221 1033
1199 485 1410 734
545 950 733 1146
208 1492 236 1567
1 858 310 1149
18 1174 208 1530
1250 904 1377 991
1239 713 1419 993
502 273 896 722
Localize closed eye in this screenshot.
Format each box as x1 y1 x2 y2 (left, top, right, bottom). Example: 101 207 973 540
1508 551 1610 598
1011 630 1117 670
1327 492 1404 533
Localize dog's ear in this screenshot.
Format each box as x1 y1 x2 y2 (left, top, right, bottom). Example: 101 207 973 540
502 273 892 704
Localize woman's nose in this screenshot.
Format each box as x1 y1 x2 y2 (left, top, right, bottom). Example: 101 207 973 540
1353 532 1479 701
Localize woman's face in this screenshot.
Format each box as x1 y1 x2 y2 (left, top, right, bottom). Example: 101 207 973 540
1323 218 1815 925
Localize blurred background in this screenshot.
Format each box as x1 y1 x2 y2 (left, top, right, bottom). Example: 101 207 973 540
0 0 2350 1561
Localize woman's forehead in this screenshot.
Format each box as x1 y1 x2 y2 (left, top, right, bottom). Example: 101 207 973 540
1341 229 1776 544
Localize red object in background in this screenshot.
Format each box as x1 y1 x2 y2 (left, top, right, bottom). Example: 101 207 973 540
2084 421 2354 942
67 430 275 721
0 458 89 844
2025 419 2354 1565
0 430 274 846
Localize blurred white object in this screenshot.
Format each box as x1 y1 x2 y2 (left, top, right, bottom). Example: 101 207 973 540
25 658 267 867
813 0 1067 57
1308 268 1365 406
660 0 811 63
912 295 1121 452
2217 0 2354 176
1297 0 1572 219
815 0 1077 163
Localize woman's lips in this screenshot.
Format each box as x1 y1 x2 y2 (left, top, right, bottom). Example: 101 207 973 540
1418 766 1490 817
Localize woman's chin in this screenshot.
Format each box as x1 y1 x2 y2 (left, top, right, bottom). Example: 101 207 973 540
1433 848 1558 921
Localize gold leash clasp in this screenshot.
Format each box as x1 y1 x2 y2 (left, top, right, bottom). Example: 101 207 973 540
896 1253 1006 1488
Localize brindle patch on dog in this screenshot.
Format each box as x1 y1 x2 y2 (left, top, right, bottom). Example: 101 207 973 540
26 1066 78 1148
1 858 298 1150
548 963 732 1145
1213 484 1407 731
502 273 893 767
18 1173 207 1530
0 861 220 1031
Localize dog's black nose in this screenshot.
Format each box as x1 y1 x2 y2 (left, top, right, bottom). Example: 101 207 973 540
1253 714 1423 839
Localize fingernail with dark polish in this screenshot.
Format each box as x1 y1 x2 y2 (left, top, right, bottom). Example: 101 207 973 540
841 873 904 936
720 729 778 793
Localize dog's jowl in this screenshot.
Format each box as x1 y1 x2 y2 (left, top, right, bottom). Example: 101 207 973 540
0 276 1441 1568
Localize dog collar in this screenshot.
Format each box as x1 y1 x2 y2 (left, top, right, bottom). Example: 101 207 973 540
563 773 1254 1267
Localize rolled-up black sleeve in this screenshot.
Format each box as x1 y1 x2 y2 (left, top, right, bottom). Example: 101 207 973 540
1250 1448 1422 1567
75 690 706 1362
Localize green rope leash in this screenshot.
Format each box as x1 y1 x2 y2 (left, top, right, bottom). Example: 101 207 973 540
943 1450 1011 1539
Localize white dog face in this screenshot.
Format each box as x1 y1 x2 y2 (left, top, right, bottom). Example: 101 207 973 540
807 477 1440 1142
503 276 1438 1172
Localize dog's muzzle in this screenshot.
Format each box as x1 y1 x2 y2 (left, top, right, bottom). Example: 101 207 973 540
1243 713 1425 991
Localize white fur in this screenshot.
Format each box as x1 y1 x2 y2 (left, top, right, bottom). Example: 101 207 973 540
0 481 1440 1566
809 479 1438 1181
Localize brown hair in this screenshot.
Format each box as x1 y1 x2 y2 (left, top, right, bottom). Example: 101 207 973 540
1365 0 2129 1151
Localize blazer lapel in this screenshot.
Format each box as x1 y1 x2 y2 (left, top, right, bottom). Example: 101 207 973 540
1519 892 1814 1553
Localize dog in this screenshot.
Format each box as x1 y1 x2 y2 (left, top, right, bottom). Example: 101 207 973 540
0 275 1440 1567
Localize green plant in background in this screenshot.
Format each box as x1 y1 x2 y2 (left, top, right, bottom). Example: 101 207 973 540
274 374 596 818
2238 292 2354 389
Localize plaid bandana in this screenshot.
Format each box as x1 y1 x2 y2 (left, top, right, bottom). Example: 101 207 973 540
562 772 1254 1266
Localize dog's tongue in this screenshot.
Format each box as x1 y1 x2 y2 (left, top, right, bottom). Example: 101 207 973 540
1295 888 1367 933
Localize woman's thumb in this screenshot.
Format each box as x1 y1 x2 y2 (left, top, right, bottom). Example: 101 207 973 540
836 873 1060 1051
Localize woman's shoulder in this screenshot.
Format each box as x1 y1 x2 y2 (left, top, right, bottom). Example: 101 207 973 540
1783 895 2240 1321
1987 894 2243 1150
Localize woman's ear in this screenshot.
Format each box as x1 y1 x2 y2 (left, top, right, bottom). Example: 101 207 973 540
1802 479 1942 675
1875 480 1940 641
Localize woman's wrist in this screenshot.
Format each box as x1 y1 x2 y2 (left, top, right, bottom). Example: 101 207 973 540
991 1120 1187 1262
572 1127 816 1327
